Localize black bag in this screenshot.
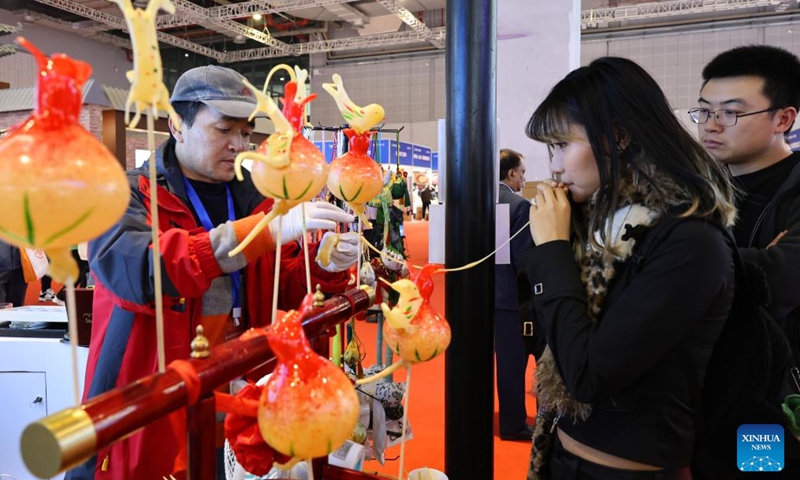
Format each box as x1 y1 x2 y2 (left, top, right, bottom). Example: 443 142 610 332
631 216 793 479
694 256 794 479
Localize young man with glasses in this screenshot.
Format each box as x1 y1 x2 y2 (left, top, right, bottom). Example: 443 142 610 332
694 44 800 393
691 45 800 476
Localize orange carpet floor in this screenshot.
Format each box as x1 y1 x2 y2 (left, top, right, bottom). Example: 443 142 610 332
357 220 537 480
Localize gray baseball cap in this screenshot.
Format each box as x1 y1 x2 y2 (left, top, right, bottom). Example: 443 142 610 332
170 65 266 119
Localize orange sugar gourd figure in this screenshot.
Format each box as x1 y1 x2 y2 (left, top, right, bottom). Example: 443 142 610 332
322 74 385 228
229 67 329 256
245 71 327 209
382 263 451 364
326 129 385 228
258 293 359 462
0 38 128 283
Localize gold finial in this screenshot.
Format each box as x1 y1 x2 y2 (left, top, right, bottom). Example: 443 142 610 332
190 325 210 359
313 284 325 307
359 284 376 307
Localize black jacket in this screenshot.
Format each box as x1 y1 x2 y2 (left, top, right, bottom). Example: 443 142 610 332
0 239 21 273
495 183 534 310
738 154 800 369
523 218 735 468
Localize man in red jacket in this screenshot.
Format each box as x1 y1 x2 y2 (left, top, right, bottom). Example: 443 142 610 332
67 66 359 480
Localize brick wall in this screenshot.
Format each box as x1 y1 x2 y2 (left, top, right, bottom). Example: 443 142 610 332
0 106 173 171
0 105 105 136
125 130 170 171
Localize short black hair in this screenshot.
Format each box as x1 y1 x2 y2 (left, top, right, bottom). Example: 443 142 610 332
702 45 800 111
499 149 523 181
171 101 205 128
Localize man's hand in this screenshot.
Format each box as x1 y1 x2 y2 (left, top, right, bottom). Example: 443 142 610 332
317 232 360 272
767 230 788 250
270 202 354 243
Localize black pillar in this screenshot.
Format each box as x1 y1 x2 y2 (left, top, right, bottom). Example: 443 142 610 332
444 1 496 479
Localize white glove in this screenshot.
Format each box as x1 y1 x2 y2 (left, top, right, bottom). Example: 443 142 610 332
317 231 360 273
269 202 354 244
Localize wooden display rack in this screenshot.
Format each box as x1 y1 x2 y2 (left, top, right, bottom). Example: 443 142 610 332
20 286 389 480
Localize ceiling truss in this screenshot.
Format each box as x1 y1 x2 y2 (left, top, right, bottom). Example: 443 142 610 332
582 0 786 28
155 0 359 28
374 0 444 49
32 0 226 60
17 0 800 61
29 0 444 61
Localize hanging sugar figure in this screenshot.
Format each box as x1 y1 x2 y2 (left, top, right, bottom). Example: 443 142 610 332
229 65 329 256
0 38 128 286
107 0 181 128
0 38 129 406
323 74 385 228
382 263 451 364
258 294 360 466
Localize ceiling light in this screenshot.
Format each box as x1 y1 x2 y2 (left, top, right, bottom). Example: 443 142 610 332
185 53 189 57
233 34 246 44
279 77 285 81
253 13 262 21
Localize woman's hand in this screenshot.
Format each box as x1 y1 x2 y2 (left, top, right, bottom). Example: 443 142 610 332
529 181 571 245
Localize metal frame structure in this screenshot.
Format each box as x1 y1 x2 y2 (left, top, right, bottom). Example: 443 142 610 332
32 0 226 60
582 0 789 28
156 0 361 28
22 0 800 61
30 0 446 62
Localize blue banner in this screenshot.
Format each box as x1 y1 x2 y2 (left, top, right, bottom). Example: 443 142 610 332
432 152 438 171
388 140 414 166
412 145 432 166
399 142 413 166
789 130 800 152
324 141 336 163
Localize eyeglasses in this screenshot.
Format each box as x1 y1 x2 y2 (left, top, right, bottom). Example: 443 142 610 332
687 107 780 127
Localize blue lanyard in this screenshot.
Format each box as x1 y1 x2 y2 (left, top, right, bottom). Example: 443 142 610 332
182 177 242 320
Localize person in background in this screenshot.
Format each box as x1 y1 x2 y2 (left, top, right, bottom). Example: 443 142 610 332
695 45 800 389
524 57 736 479
67 66 360 480
419 184 433 220
494 148 538 442
0 239 27 307
695 45 800 475
39 274 58 304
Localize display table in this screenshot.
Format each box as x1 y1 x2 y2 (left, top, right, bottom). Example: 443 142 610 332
0 335 89 480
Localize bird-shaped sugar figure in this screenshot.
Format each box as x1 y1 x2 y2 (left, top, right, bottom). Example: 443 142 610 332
380 279 423 333
322 75 385 227
258 293 360 463
0 38 128 283
229 67 328 257
322 74 385 136
108 0 181 129
383 264 451 364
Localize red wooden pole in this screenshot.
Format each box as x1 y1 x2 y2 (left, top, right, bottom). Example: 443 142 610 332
20 287 374 478
187 395 217 480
